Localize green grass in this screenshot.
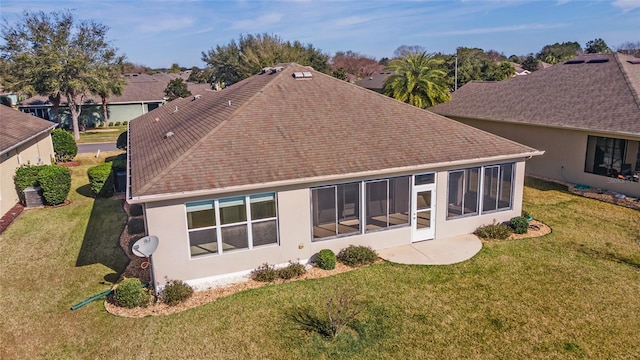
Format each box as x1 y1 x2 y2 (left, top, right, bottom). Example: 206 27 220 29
76 126 126 144
1 173 639 359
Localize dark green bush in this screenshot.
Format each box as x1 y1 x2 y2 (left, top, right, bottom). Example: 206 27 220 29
116 131 127 151
161 280 194 306
510 216 529 234
129 204 143 217
114 278 149 308
51 129 78 162
36 165 71 205
277 261 306 280
128 218 146 235
337 245 378 267
522 210 532 219
251 263 277 282
474 223 512 240
123 121 129 125
14 165 46 203
87 162 114 198
316 249 337 270
111 159 127 172
114 121 122 127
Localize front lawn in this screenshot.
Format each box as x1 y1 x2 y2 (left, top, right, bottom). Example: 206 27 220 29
76 126 126 144
1 168 639 359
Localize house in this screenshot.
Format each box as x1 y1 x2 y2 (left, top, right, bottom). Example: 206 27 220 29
510 62 531 76
355 71 394 93
0 105 56 216
18 72 212 128
432 53 640 198
127 63 542 290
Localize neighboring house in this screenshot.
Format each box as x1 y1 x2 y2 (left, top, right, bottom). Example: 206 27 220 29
432 53 640 197
18 72 212 128
510 62 531 76
355 71 394 93
0 105 56 216
127 63 542 290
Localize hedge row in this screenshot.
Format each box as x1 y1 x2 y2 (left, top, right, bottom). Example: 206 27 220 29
87 162 115 198
13 164 71 206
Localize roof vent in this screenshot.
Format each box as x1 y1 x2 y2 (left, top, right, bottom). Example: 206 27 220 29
586 59 609 64
173 106 178 113
260 67 272 74
564 60 585 65
164 131 174 139
627 59 640 65
293 71 313 79
193 94 201 100
271 66 284 74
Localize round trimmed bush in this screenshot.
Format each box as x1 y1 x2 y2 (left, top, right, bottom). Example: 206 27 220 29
337 245 378 267
316 249 337 270
36 165 71 205
509 216 529 234
116 131 127 151
114 278 149 308
251 263 277 282
87 162 114 198
128 218 146 235
51 129 78 162
161 280 194 306
14 165 46 203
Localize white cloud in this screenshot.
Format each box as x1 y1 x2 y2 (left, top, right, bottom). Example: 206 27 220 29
231 12 283 30
136 17 195 33
333 15 373 27
612 0 640 12
428 23 567 36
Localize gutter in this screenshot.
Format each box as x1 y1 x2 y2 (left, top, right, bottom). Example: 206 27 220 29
0 123 58 156
127 150 544 204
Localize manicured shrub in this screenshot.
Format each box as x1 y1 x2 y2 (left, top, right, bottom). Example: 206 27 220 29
13 165 46 203
474 223 512 240
277 261 306 280
129 204 144 217
51 129 78 162
316 249 337 270
114 278 149 308
161 280 194 306
87 162 114 198
116 131 127 151
114 121 122 127
337 245 378 267
122 121 129 126
111 159 127 172
128 218 146 235
251 263 277 282
510 216 529 234
36 165 71 205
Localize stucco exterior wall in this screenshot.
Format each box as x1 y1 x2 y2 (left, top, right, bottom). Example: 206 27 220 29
455 118 640 197
1 133 54 215
143 158 531 289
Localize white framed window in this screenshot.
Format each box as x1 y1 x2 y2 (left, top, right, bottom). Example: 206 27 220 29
447 163 513 219
311 183 361 240
186 192 278 258
365 176 410 232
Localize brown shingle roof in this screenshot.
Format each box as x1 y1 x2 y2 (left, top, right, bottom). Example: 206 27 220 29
432 53 640 136
129 63 538 199
0 104 56 154
355 72 394 91
20 73 212 105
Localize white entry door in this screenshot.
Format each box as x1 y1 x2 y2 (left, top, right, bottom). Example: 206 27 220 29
412 183 436 242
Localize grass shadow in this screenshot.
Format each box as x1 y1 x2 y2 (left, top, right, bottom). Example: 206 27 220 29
524 176 569 192
75 197 129 284
75 184 95 198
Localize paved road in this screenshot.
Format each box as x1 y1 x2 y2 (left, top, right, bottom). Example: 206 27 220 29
78 142 119 154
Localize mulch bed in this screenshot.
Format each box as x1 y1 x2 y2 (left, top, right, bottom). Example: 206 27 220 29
58 161 81 168
509 220 551 240
0 203 24 234
570 186 640 211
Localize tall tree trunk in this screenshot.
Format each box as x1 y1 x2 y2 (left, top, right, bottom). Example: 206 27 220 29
101 95 109 128
49 93 61 125
66 93 83 140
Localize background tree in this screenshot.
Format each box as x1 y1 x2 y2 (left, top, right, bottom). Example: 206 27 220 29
383 51 450 109
521 56 540 71
331 68 349 81
91 58 126 128
616 41 640 57
169 63 181 73
164 78 191 100
393 45 426 59
508 55 521 63
201 33 329 85
187 66 207 83
452 47 514 89
330 51 382 79
585 38 611 54
536 41 582 64
0 10 124 140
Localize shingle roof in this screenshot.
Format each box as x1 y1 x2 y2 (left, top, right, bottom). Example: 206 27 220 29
0 104 56 154
355 72 394 91
432 53 640 136
129 63 539 199
20 73 212 105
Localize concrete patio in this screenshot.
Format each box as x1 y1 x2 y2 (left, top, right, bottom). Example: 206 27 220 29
377 234 482 265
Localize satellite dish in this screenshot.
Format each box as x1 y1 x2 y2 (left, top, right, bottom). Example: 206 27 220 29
132 236 159 258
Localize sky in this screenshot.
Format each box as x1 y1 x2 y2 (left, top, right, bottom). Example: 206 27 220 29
1 0 639 69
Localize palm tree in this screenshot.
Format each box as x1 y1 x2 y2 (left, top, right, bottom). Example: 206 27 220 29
92 63 126 128
383 51 450 109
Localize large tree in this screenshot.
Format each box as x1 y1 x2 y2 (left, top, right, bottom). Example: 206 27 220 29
201 33 329 85
585 38 611 54
452 47 514 89
164 78 191 100
0 10 124 140
331 50 383 79
537 41 582 64
383 51 450 109
91 59 126 128
616 41 640 57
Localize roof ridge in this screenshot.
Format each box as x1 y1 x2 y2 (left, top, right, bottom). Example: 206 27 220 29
614 52 640 112
137 68 289 194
